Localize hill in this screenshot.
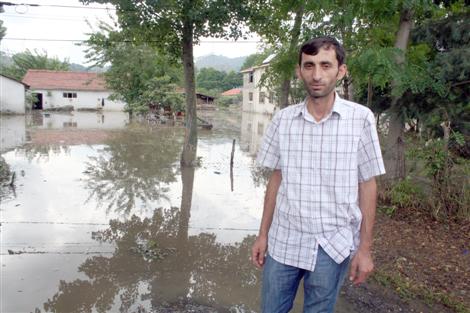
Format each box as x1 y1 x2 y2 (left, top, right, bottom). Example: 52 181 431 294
195 54 246 72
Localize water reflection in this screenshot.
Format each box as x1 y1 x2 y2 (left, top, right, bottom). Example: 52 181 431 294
42 165 260 313
83 126 183 215
26 111 129 129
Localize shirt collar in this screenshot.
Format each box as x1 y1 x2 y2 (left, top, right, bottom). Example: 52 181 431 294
295 92 349 120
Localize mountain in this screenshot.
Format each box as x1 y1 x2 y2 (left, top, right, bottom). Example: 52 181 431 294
195 54 247 72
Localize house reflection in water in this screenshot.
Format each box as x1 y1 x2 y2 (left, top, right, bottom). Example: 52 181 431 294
240 110 273 157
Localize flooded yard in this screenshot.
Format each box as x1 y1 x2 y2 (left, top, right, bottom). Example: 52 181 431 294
1 110 357 313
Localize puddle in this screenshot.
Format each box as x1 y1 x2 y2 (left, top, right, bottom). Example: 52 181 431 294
1 110 358 312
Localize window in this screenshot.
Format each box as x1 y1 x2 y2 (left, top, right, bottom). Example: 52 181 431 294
269 92 275 104
249 72 254 83
247 123 252 132
63 92 77 98
257 122 264 135
249 92 253 101
259 92 265 104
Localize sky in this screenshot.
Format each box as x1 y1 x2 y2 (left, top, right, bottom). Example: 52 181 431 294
0 0 262 65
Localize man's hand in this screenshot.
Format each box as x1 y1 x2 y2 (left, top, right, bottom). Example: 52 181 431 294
349 249 374 285
251 235 268 268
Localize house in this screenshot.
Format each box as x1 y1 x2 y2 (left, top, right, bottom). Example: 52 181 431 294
240 55 277 114
0 74 28 114
221 88 241 97
22 70 125 111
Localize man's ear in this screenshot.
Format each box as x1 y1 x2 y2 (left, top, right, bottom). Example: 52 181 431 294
337 64 347 80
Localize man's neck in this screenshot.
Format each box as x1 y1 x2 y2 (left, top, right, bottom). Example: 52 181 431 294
306 92 335 122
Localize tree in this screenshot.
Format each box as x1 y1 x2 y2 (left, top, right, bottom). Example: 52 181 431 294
84 21 183 114
240 51 271 70
246 0 310 108
1 49 69 80
0 5 6 42
196 68 242 92
82 0 249 166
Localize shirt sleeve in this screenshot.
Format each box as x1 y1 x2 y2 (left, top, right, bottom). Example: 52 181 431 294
256 112 282 170
358 111 386 182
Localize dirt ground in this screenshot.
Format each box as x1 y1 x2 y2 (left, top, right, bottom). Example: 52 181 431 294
342 210 470 313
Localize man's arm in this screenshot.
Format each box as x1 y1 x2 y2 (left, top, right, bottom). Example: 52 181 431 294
251 169 282 268
349 177 377 285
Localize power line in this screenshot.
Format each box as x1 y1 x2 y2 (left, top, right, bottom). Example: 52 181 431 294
0 1 116 10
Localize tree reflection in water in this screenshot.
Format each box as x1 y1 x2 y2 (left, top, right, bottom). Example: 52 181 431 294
43 162 260 313
83 126 183 215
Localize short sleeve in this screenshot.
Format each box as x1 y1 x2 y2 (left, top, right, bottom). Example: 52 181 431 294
358 111 386 182
256 112 282 169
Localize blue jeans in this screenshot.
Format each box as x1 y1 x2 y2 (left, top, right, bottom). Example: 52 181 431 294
262 246 350 313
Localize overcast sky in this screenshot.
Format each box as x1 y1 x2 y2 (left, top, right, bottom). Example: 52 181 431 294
0 0 262 65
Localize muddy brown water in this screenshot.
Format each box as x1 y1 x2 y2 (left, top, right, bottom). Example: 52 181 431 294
1 111 358 313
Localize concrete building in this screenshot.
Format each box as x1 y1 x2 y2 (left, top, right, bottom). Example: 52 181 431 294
22 70 126 111
240 56 277 115
0 74 28 114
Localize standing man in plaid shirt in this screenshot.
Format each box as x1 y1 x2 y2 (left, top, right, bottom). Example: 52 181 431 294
251 36 386 313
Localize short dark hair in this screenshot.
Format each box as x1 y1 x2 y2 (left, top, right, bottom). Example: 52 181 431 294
298 36 346 66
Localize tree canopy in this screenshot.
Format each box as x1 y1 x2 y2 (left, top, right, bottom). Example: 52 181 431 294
1 49 70 80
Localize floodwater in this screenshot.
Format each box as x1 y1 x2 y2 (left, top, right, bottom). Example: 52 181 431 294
0 110 358 313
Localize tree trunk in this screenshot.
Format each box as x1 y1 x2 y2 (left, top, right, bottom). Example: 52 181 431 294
181 18 198 167
279 2 304 109
383 8 413 183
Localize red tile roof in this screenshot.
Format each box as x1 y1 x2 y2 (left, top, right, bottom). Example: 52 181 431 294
221 88 241 96
22 70 108 91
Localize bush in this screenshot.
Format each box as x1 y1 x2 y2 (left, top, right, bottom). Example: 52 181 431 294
380 177 424 216
411 134 470 221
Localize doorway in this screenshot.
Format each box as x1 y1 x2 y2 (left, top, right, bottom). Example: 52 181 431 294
32 93 43 110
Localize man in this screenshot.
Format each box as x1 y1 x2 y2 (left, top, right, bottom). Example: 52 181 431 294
251 36 385 313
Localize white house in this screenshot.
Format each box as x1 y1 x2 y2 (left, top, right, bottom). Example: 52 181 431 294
0 74 27 114
22 70 126 111
240 56 277 115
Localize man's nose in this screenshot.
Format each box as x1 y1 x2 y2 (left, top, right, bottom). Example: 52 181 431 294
311 68 322 81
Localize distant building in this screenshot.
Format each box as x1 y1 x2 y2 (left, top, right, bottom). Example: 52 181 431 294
176 88 216 110
0 74 28 114
240 55 277 115
22 70 126 111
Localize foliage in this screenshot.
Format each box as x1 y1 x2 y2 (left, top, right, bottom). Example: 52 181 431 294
0 5 6 41
215 94 241 107
386 177 424 215
0 49 70 81
196 68 241 91
240 51 272 70
84 21 183 114
410 133 469 220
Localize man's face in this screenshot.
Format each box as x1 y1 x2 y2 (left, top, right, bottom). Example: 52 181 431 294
296 47 346 99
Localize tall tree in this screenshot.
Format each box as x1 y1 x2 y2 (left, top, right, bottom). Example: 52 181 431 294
84 21 183 114
82 0 248 166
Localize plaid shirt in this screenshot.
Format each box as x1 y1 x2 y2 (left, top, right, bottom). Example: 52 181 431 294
256 95 385 271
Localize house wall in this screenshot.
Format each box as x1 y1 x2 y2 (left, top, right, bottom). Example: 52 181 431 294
241 66 277 115
0 76 26 114
0 115 26 152
34 89 126 111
